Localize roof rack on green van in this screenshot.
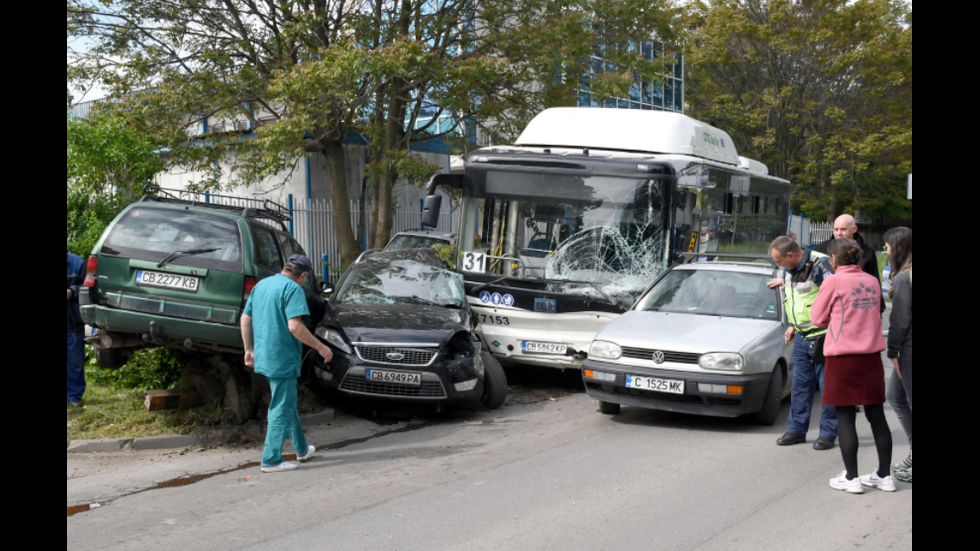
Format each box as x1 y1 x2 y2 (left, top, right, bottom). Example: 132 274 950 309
139 186 292 232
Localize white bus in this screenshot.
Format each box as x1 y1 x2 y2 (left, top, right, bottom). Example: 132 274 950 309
422 108 791 370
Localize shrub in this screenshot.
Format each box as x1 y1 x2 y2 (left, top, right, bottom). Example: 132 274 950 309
88 348 185 391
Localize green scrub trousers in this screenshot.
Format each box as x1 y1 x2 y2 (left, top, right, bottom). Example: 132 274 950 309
261 377 309 468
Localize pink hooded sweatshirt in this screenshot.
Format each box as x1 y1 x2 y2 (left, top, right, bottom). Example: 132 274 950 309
811 265 887 358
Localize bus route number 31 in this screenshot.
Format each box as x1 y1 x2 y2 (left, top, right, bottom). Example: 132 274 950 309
462 252 486 273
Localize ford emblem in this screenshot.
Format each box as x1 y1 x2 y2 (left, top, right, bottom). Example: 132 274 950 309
652 351 666 365
387 352 406 361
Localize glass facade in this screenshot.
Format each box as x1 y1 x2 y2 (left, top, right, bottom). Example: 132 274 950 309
578 40 684 114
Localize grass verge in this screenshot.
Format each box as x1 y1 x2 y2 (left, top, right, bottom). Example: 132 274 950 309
67 366 222 446
67 366 334 446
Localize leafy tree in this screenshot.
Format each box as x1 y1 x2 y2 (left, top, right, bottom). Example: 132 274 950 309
68 1 677 262
67 112 165 256
683 0 912 222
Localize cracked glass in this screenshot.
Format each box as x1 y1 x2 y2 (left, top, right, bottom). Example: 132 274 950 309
460 171 671 302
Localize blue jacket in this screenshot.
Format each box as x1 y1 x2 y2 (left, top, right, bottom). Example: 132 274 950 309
67 253 86 331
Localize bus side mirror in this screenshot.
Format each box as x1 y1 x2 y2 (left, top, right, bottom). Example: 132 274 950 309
422 195 442 228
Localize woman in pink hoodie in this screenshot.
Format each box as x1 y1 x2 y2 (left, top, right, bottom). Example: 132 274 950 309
812 239 894 495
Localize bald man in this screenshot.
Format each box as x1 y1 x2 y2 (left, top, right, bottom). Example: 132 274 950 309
815 215 884 313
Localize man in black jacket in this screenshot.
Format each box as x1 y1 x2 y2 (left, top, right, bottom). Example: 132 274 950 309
814 215 883 313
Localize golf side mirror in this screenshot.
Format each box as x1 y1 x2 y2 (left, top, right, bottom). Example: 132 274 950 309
422 195 443 229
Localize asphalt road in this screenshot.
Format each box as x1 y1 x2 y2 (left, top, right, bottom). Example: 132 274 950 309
67 369 912 551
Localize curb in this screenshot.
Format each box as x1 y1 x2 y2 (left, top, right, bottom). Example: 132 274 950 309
67 438 133 454
68 409 335 454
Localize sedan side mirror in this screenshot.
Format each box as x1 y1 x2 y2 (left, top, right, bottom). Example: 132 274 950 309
320 281 335 295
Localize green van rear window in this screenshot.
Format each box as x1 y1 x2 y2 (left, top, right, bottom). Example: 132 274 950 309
102 208 244 273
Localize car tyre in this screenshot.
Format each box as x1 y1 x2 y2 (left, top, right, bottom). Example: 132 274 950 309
94 347 128 371
598 401 621 415
753 366 784 426
482 352 508 410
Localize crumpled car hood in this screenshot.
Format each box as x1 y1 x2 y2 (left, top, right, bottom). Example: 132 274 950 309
330 304 468 346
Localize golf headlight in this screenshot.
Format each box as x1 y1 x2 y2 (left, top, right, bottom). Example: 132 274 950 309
315 327 352 354
699 353 745 372
589 341 623 360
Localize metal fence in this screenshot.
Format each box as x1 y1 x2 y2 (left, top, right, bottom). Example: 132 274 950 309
157 190 459 279
291 199 459 279
788 214 833 248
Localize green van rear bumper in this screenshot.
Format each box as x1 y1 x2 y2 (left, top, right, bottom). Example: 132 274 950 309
81 304 244 353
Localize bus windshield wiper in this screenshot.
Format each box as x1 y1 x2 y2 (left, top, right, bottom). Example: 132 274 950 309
157 248 221 268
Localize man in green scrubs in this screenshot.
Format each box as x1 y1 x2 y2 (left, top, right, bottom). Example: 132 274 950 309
242 255 333 474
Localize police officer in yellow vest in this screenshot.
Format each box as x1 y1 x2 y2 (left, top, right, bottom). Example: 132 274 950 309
768 237 838 451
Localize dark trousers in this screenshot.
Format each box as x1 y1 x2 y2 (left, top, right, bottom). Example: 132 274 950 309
788 337 838 440
67 329 87 403
888 347 913 449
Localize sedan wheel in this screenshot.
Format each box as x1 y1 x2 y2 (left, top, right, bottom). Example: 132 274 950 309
752 366 784 426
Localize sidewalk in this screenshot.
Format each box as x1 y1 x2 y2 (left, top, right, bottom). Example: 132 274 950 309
67 410 418 508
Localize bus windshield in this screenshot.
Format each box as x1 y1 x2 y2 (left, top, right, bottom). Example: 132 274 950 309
458 170 671 299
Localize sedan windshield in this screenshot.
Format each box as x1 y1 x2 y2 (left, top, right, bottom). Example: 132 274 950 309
334 260 466 308
636 270 780 320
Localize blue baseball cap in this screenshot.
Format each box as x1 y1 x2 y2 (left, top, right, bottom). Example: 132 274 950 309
286 255 314 274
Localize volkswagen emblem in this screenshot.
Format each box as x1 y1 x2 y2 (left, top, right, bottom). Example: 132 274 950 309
386 352 406 361
652 351 666 365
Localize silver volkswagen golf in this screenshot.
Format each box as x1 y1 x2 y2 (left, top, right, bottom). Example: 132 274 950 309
583 257 793 425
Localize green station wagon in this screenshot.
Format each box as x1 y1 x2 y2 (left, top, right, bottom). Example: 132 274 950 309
79 189 325 369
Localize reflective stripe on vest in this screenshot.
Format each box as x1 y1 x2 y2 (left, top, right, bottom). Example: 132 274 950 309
785 251 829 339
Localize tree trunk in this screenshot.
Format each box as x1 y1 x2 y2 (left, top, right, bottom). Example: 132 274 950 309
323 141 361 267
372 172 395 250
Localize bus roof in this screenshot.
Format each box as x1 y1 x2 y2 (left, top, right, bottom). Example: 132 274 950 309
514 108 766 174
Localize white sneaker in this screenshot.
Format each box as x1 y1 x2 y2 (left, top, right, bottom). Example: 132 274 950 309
261 462 299 474
297 446 316 463
830 472 864 494
861 473 898 493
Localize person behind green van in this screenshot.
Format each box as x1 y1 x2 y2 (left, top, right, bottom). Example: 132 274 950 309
241 255 333 474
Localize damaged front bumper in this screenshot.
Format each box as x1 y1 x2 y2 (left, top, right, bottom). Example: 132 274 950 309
310 350 486 406
473 306 618 370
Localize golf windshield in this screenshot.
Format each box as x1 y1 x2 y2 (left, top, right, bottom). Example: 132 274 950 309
458 170 670 299
334 261 466 308
636 270 780 320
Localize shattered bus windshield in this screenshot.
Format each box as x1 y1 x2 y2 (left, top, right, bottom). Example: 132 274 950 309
459 170 670 299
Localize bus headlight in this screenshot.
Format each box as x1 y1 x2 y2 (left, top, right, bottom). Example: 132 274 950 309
590 341 623 360
699 353 744 372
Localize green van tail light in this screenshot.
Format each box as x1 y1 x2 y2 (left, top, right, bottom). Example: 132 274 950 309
242 276 259 311
84 256 99 288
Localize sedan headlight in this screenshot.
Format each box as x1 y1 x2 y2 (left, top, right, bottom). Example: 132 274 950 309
589 341 623 360
315 327 352 354
699 353 745 372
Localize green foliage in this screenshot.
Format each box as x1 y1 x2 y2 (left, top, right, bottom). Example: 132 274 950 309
67 114 165 204
431 244 459 271
684 0 913 222
88 348 185 392
68 0 678 258
66 184 120 257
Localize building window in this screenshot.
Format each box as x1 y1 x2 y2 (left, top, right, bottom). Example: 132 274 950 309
577 39 683 113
